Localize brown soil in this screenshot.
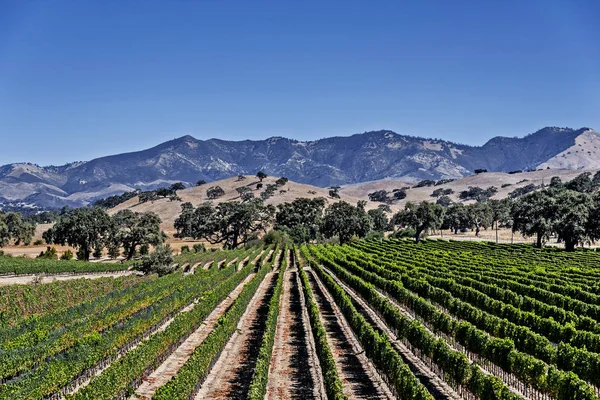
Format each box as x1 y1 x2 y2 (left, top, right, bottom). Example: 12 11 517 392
0 271 138 286
194 272 278 399
265 265 321 399
132 273 256 400
307 269 393 400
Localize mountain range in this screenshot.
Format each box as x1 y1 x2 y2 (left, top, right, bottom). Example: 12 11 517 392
1 126 599 209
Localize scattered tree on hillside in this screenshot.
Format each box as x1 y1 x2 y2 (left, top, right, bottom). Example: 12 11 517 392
206 186 225 199
241 191 255 202
170 182 186 192
436 195 453 207
565 172 593 193
275 177 289 187
237 175 246 181
435 179 455 186
413 180 436 188
474 169 488 174
321 201 371 244
549 176 563 189
508 183 538 198
368 190 389 203
431 188 454 198
256 183 263 190
94 190 139 208
196 179 207 186
393 188 407 200
459 186 497 202
256 171 267 182
329 186 341 199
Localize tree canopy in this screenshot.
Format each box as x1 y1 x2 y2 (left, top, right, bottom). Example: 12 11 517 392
321 201 371 245
175 199 275 249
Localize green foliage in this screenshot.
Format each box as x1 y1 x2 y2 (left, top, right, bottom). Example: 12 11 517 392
37 246 58 260
275 197 326 243
256 171 267 181
43 207 112 261
0 212 35 247
393 201 444 242
296 248 347 400
321 201 371 244
459 186 498 202
248 249 288 399
175 199 275 249
60 249 74 260
137 245 175 276
367 207 390 232
206 185 225 199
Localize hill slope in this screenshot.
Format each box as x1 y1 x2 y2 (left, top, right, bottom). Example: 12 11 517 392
109 175 390 233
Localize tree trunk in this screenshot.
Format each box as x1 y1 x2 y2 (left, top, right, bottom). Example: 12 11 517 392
415 229 422 244
126 243 137 260
536 233 543 248
495 220 499 243
565 239 576 252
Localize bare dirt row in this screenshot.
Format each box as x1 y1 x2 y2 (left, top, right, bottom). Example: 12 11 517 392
265 253 325 400
306 268 394 400
131 272 256 399
194 272 278 399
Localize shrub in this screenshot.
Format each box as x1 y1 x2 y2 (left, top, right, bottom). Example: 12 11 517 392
60 249 74 260
180 245 190 253
193 243 206 253
33 239 44 246
137 245 175 276
37 246 58 260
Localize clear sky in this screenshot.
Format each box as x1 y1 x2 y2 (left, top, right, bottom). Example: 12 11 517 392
1 0 599 166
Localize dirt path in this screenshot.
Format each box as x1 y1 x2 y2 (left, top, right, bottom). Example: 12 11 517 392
322 266 461 400
266 264 324 400
0 270 138 286
194 272 277 400
131 273 256 400
306 269 393 400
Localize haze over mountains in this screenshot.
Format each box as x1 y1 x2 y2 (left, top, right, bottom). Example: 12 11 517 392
1 126 598 209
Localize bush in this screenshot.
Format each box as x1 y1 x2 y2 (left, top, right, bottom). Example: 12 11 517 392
33 239 44 246
391 228 417 239
37 246 58 260
137 245 176 276
180 245 190 253
263 230 291 246
193 243 206 253
60 249 74 260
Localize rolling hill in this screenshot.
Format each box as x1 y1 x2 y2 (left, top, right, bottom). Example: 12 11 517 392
1 126 599 209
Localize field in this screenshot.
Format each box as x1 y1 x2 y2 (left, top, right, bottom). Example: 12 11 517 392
1 239 600 399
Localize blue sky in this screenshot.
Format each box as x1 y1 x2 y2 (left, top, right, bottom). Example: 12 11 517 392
1 0 599 165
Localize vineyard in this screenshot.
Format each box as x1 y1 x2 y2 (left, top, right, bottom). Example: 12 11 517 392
1 239 600 399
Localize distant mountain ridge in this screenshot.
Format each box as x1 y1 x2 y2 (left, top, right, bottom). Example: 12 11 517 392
0 126 597 209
